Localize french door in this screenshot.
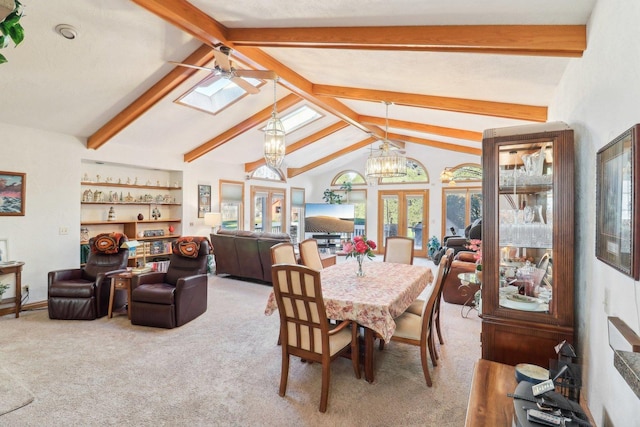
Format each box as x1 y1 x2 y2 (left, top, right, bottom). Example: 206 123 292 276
377 190 428 257
250 186 286 233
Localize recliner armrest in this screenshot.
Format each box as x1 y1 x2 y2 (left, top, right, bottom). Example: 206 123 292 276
175 274 208 292
48 268 83 285
131 271 167 290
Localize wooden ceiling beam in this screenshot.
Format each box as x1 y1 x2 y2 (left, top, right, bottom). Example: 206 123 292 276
387 132 481 155
359 115 482 142
183 94 300 162
244 122 348 172
315 84 547 122
287 137 376 178
227 25 586 57
87 44 214 150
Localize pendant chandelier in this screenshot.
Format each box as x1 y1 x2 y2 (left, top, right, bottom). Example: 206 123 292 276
365 102 407 178
264 78 286 168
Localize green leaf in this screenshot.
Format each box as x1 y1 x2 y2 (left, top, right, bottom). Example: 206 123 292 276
0 35 5 48
8 23 23 45
2 11 21 28
0 53 7 64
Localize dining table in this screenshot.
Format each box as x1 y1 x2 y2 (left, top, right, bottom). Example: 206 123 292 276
265 260 434 383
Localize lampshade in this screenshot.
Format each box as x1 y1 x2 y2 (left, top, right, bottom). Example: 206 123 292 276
440 167 455 185
204 212 222 227
365 102 407 178
264 79 286 168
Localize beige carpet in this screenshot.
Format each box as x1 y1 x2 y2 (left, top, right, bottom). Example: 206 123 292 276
0 271 481 426
0 366 34 416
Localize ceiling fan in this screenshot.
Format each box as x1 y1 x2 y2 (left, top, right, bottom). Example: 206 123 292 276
170 45 277 94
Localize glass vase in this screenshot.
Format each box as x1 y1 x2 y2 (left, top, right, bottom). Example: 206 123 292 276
356 255 365 277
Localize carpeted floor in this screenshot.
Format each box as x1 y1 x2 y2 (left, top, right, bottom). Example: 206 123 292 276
0 366 34 416
0 267 481 426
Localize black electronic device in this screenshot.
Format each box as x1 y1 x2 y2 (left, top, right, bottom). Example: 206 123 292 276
510 381 592 427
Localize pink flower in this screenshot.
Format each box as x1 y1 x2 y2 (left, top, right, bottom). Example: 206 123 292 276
355 240 368 254
343 242 353 253
343 235 377 261
367 240 376 250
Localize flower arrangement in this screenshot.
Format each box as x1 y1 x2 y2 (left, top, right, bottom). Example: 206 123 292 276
342 235 376 276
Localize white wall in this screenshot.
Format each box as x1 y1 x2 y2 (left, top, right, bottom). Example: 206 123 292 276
550 0 640 423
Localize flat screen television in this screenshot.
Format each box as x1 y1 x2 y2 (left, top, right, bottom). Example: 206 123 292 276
304 203 355 234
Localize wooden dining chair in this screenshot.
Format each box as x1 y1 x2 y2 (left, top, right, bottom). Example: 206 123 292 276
270 242 297 265
385 253 449 386
299 238 324 270
383 236 415 265
271 264 361 412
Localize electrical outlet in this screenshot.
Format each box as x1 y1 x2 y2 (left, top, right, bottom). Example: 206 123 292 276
59 227 69 235
23 285 29 293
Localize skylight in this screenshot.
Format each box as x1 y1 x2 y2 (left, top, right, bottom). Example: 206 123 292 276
175 74 262 115
264 105 323 134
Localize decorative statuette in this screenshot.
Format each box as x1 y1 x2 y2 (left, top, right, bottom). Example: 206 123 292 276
107 206 116 221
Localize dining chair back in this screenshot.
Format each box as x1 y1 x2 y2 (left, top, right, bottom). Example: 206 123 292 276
383 236 414 265
432 248 455 353
271 263 360 412
299 238 324 270
270 242 297 265
387 253 449 386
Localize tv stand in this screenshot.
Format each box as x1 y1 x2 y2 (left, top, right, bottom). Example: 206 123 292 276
312 234 341 253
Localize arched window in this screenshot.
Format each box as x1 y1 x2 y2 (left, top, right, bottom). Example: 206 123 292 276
331 170 367 186
249 165 285 182
378 158 429 184
440 163 482 185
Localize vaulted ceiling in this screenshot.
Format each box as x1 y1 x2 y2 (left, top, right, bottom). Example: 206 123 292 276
0 0 596 178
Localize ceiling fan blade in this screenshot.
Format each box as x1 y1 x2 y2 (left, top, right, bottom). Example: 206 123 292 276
213 49 232 71
234 69 278 80
170 61 217 73
231 76 260 94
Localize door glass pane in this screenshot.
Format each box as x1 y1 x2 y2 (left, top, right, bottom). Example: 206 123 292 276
254 192 267 231
406 195 424 250
470 191 483 223
290 206 302 243
271 193 284 234
382 195 399 239
445 190 467 236
354 202 366 237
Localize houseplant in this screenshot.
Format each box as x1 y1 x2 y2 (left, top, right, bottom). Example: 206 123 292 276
0 281 9 301
427 235 440 259
0 0 25 64
342 235 376 277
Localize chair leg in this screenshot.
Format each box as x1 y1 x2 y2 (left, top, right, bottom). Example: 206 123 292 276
428 329 438 367
420 340 433 387
279 352 289 397
436 297 444 345
319 362 330 413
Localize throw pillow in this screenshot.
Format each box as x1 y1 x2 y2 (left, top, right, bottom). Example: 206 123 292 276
92 233 123 254
173 236 209 258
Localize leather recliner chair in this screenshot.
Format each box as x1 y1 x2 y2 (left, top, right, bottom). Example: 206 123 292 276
48 233 130 320
433 218 482 265
442 251 480 305
130 237 210 329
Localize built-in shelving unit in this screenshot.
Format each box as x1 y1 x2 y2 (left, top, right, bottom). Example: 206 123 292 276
80 161 183 266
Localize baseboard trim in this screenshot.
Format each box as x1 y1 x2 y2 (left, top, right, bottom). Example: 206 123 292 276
22 301 48 311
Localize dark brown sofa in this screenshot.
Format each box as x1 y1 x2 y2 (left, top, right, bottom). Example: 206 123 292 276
210 230 291 283
442 251 479 306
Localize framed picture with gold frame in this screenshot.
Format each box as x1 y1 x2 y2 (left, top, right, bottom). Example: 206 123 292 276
0 171 26 216
198 184 211 218
596 124 640 279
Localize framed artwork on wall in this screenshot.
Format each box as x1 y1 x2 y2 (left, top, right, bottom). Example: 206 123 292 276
0 171 25 216
596 124 640 279
198 184 211 218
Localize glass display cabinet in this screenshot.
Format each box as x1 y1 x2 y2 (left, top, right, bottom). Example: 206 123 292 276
481 122 574 368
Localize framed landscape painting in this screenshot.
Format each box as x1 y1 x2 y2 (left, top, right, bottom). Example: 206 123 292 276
0 171 26 216
596 125 640 279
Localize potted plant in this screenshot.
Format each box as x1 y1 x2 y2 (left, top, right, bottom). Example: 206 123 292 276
0 281 9 301
427 235 440 259
0 0 25 64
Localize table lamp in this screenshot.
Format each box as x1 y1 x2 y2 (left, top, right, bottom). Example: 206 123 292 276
205 212 222 234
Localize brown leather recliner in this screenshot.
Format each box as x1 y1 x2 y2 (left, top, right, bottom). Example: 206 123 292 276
130 237 210 329
48 233 130 320
442 251 480 306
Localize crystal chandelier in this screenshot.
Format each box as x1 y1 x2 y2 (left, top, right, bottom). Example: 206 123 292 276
264 78 286 168
365 102 407 178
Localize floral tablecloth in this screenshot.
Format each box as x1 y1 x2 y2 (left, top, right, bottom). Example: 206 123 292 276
264 261 434 342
